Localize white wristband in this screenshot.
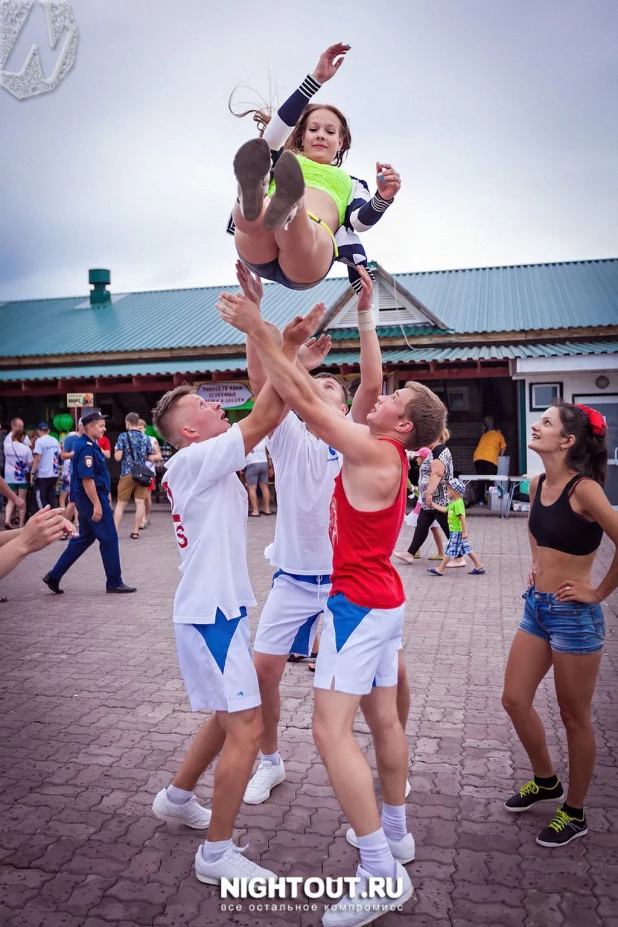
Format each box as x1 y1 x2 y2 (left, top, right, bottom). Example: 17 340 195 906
357 308 375 332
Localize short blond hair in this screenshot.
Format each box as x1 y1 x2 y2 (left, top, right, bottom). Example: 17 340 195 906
152 385 196 447
402 383 447 450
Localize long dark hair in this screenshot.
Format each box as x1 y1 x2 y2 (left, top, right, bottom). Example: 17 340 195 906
552 398 608 486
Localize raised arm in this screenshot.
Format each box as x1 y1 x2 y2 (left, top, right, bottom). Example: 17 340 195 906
262 43 349 152
349 266 382 426
218 294 381 465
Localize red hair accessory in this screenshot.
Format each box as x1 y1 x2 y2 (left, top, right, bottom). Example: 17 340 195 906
575 404 607 436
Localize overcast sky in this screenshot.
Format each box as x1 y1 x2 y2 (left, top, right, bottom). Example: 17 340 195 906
1 0 617 301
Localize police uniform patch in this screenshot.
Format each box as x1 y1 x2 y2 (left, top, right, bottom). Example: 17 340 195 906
84 456 93 468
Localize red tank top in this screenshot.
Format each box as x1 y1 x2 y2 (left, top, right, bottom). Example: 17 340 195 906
328 439 407 609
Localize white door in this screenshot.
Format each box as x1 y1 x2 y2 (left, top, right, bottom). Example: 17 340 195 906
573 394 618 506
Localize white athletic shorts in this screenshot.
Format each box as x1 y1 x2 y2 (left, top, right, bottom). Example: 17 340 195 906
313 592 404 696
174 609 261 714
253 570 330 657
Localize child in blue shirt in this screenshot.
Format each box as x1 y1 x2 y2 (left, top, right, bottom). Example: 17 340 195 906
427 478 485 575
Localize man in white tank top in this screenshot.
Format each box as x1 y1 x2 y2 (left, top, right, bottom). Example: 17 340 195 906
148 326 319 888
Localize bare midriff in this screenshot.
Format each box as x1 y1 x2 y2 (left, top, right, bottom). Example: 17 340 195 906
534 546 596 594
303 187 340 237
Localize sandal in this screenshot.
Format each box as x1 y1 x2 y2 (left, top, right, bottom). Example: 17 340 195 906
0 596 8 604
130 532 140 539
249 512 260 518
287 654 306 663
427 568 444 576
469 568 486 574
308 663 316 673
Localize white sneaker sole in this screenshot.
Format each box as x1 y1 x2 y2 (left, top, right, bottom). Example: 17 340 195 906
536 827 587 848
325 885 415 927
504 793 564 813
243 769 286 805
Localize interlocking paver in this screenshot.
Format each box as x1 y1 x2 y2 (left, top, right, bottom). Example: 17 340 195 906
0 509 616 925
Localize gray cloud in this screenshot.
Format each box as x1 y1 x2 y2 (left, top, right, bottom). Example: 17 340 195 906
1 0 616 301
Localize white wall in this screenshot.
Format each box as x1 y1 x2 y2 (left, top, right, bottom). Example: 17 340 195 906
513 358 617 475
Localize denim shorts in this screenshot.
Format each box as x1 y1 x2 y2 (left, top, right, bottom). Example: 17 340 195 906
519 585 605 654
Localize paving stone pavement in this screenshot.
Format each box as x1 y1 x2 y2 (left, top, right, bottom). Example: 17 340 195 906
0 507 616 927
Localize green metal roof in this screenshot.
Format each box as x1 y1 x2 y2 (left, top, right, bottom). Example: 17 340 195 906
0 259 616 360
1 340 615 383
325 340 618 366
0 357 248 383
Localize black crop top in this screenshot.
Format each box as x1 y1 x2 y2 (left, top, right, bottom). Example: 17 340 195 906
529 474 603 556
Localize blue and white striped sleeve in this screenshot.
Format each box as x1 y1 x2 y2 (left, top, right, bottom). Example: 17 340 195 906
262 74 322 151
346 177 394 233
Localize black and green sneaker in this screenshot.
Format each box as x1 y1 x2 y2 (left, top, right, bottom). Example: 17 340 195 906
536 808 588 847
504 778 564 812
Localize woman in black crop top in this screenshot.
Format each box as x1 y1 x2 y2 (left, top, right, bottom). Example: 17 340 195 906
501 400 617 849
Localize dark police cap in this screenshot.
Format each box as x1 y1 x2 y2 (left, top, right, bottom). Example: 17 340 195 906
81 411 107 426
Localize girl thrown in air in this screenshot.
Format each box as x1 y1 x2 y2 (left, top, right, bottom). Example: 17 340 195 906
227 43 402 292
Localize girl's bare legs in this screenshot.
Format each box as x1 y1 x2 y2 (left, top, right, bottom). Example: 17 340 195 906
502 630 554 777
233 143 338 285
553 650 602 807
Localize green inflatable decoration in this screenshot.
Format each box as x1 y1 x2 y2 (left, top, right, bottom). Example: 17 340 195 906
145 424 163 441
59 413 73 431
52 414 64 431
50 430 60 440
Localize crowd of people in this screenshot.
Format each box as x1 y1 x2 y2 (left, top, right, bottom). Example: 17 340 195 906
2 40 617 927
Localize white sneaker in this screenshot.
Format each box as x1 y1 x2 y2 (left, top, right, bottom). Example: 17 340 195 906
243 759 285 805
405 779 411 798
345 828 415 864
323 862 413 926
152 788 211 829
195 842 277 885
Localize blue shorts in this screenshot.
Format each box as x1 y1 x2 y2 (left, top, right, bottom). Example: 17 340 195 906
240 253 335 291
519 586 605 654
445 531 472 558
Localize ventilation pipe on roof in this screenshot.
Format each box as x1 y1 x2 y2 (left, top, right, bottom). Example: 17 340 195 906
89 268 111 305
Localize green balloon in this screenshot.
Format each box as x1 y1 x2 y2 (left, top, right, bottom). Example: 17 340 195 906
60 413 74 431
50 430 60 439
53 414 64 430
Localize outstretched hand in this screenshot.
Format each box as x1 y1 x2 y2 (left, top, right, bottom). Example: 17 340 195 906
235 260 263 308
298 333 332 370
21 507 77 552
376 162 401 201
356 265 373 313
282 303 326 349
313 43 350 83
217 292 262 335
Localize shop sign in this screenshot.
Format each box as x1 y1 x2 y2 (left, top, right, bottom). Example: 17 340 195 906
66 392 94 408
196 382 253 409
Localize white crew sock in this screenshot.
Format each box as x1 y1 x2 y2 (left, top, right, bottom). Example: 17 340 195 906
356 828 396 878
200 838 233 862
166 784 192 804
381 802 408 842
260 751 281 766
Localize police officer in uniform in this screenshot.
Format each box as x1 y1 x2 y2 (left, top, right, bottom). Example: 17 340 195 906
43 411 136 594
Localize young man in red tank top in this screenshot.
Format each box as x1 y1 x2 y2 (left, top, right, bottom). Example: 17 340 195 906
218 292 446 927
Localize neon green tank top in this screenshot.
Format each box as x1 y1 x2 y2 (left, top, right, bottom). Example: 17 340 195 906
268 154 352 228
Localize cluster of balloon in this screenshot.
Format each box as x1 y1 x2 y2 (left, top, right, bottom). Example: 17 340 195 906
53 413 73 432
50 431 60 439
145 423 163 442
